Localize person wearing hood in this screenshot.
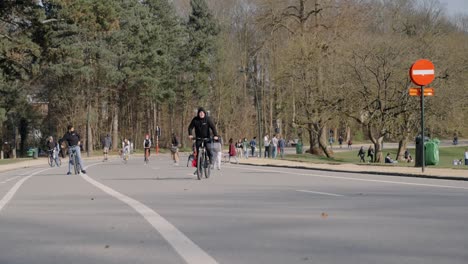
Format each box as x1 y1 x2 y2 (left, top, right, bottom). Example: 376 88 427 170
188 107 219 164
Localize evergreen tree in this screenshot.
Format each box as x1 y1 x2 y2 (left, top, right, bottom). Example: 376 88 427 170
184 0 220 99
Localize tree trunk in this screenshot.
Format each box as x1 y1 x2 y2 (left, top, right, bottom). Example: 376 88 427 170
112 99 119 151
397 137 408 161
346 126 351 142
374 137 384 163
307 123 321 155
318 125 334 158
86 105 93 156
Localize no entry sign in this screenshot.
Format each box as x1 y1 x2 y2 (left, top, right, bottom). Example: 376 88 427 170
410 59 435 86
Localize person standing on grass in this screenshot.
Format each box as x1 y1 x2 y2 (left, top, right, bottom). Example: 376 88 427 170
465 149 468 166
367 145 374 163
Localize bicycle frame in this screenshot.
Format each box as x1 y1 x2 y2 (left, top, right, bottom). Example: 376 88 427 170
195 138 211 180
48 149 61 167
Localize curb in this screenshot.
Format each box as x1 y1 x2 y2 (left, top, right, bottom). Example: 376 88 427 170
237 162 468 182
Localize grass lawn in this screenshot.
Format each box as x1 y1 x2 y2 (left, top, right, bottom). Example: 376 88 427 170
285 146 468 169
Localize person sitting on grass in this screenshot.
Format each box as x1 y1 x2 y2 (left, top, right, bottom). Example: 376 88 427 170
385 153 397 164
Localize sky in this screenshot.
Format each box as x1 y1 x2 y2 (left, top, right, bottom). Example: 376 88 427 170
440 0 468 16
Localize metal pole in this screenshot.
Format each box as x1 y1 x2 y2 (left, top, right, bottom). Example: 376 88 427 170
421 85 425 173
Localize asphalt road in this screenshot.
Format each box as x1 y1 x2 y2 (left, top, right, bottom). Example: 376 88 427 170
1 155 467 264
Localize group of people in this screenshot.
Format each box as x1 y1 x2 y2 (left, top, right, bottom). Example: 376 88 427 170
263 134 286 159
357 145 413 164
336 136 353 149
45 125 87 175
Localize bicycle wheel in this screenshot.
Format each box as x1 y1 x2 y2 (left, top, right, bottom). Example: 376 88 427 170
204 152 211 179
123 151 128 164
48 155 54 167
197 152 203 180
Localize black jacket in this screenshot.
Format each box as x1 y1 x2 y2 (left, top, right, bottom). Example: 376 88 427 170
188 108 218 139
62 131 81 147
47 140 57 151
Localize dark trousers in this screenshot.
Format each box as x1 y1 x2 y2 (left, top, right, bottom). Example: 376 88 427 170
264 146 270 158
251 146 255 157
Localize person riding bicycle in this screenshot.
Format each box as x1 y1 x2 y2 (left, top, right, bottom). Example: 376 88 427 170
122 138 130 160
62 125 86 175
46 136 60 167
143 134 151 162
188 107 219 165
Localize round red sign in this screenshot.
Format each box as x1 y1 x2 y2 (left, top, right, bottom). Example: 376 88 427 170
410 59 435 86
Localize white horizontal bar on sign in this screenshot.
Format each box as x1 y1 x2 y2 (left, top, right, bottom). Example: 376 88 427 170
412 70 434 75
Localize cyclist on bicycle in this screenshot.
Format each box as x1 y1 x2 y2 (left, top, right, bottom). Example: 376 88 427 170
188 107 218 165
122 138 130 160
46 136 60 167
143 134 151 162
62 125 86 175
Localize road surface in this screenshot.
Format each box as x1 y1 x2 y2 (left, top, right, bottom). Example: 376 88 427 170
1 155 467 264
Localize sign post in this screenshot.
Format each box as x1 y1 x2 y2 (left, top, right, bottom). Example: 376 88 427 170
409 59 435 173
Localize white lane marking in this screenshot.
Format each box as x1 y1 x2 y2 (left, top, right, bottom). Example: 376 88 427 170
296 190 344 197
0 176 21 184
81 164 218 264
229 166 468 191
413 69 434 75
0 168 51 213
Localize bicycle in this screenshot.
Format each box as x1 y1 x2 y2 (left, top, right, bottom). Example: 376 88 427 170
144 147 150 164
69 147 81 174
48 149 61 167
122 148 129 164
194 138 211 180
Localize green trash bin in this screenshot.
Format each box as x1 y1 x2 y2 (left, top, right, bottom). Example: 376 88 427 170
27 148 34 157
33 148 39 159
295 141 303 154
425 138 440 165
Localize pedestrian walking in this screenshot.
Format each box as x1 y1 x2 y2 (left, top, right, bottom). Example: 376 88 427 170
358 146 365 162
338 136 343 148
170 133 180 166
250 137 257 157
102 134 112 162
228 138 238 164
264 135 270 158
348 139 353 149
242 138 249 158
271 135 278 158
278 136 286 159
367 145 374 163
211 137 223 170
